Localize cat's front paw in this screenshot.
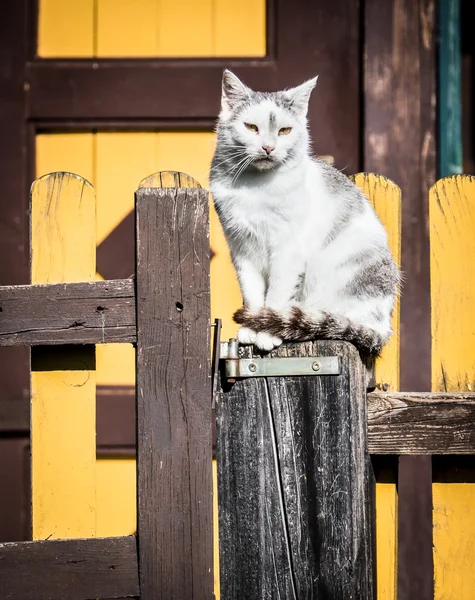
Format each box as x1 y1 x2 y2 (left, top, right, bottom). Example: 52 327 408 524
237 326 257 345
254 332 283 352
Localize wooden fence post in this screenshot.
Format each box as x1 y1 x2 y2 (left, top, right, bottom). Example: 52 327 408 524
217 340 375 599
30 172 97 540
135 173 213 599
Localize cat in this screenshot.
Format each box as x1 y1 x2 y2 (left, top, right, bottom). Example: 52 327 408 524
210 70 400 354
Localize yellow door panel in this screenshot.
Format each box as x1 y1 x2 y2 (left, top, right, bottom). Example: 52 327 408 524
97 0 158 56
156 0 213 57
96 459 137 537
39 0 266 57
36 133 95 185
95 132 158 245
214 0 266 56
38 0 94 57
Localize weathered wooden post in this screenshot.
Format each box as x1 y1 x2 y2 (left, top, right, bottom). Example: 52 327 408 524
135 173 213 599
216 340 375 599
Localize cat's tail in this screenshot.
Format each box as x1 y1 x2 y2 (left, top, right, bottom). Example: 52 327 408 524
233 306 389 356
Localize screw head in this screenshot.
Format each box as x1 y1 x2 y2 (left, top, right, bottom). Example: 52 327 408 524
312 361 321 372
248 363 257 373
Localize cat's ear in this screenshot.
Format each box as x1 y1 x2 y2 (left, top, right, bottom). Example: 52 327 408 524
220 70 252 119
284 76 318 117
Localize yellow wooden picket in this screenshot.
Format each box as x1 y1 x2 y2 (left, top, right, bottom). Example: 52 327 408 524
430 175 475 600
31 172 97 539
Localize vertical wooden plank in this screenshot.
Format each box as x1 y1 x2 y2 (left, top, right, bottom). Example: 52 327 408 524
0 0 30 418
38 0 94 57
430 174 475 599
213 0 266 57
352 173 401 600
439 0 463 177
96 0 157 57
0 439 29 542
31 172 96 540
156 0 213 57
433 483 475 600
212 460 221 600
274 0 361 174
352 173 401 391
376 483 398 600
135 175 212 598
365 2 437 598
430 176 475 391
217 341 375 599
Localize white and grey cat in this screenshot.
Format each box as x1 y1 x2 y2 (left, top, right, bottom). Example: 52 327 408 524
210 70 399 354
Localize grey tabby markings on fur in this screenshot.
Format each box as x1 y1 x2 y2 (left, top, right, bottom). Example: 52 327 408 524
345 255 399 298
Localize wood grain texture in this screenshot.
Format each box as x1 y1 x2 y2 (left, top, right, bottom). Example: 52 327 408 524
430 175 475 391
135 186 212 599
0 536 139 600
138 170 202 189
352 173 402 392
364 3 437 598
430 174 475 600
0 0 30 422
368 392 475 454
217 341 375 599
0 279 135 346
30 172 97 540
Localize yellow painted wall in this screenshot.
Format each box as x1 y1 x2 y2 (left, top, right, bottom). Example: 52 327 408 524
38 0 266 57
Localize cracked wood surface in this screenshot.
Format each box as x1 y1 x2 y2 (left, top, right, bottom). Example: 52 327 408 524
368 392 475 453
135 185 213 599
0 279 136 346
216 341 375 599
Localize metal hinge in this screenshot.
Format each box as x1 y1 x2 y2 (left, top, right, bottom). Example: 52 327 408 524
220 338 340 380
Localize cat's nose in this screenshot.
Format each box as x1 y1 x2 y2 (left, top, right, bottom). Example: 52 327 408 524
262 145 275 155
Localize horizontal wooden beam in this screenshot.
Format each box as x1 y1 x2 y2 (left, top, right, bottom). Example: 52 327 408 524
27 60 275 121
0 279 136 346
0 535 139 599
368 392 475 454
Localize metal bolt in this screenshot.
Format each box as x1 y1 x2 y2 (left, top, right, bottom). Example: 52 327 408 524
248 363 257 373
312 361 321 372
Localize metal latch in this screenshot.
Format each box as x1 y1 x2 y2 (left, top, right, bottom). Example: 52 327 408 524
221 338 340 379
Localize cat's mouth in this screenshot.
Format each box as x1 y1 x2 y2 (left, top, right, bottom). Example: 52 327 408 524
252 156 278 170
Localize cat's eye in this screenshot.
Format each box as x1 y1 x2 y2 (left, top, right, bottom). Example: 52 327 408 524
279 127 292 136
244 123 259 133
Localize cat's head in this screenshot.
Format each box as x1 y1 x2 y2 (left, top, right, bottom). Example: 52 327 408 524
216 70 318 172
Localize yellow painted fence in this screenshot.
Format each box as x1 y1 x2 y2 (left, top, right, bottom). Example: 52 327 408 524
28 166 475 598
